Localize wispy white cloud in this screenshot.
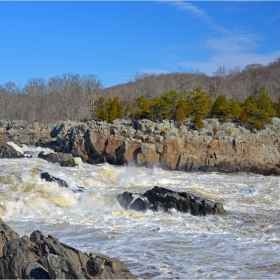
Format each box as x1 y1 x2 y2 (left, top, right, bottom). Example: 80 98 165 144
204 35 261 53
161 1 280 74
167 0 227 33
268 11 280 24
179 51 280 75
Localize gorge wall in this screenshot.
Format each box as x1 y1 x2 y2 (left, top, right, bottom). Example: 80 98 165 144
2 118 280 175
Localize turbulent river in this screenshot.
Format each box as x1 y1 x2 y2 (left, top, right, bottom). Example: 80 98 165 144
1 144 280 279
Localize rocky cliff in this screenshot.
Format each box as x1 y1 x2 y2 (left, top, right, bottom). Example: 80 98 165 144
2 118 280 175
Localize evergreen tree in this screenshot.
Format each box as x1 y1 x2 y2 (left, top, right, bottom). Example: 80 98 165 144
98 107 108 121
175 103 186 127
242 98 262 128
91 95 108 119
249 87 276 117
116 97 124 119
161 90 181 118
226 99 243 119
150 97 170 120
276 96 280 118
211 94 228 118
189 87 212 118
194 113 204 129
239 110 248 123
135 95 151 119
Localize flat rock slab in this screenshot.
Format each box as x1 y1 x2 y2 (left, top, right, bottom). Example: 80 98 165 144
117 186 225 216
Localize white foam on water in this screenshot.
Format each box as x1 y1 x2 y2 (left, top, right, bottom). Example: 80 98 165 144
1 151 280 278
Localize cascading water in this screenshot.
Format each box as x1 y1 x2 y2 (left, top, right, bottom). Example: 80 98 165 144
1 143 280 278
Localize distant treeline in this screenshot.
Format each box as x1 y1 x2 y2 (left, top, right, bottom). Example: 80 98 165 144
92 87 279 130
0 58 280 123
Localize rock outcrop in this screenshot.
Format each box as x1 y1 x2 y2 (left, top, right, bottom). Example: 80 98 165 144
0 218 20 256
117 186 225 216
48 118 280 175
0 139 24 158
3 117 280 175
0 219 136 279
0 120 54 148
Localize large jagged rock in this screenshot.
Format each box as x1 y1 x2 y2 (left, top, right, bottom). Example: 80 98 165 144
3 118 280 175
0 238 38 279
48 118 280 175
0 218 20 256
117 186 225 216
0 220 136 279
38 152 77 167
0 139 24 158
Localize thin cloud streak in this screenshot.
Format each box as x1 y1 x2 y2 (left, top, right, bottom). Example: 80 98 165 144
167 0 228 33
162 1 277 75
204 35 260 53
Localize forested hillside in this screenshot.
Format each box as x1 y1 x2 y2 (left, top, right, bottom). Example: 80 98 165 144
0 58 280 123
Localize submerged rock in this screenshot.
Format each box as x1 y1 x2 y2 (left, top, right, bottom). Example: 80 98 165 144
40 172 69 188
117 186 225 216
0 219 136 279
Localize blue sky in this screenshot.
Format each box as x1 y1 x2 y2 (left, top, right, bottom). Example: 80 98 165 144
0 1 280 88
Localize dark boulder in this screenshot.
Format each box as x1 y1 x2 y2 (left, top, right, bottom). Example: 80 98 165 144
40 172 69 188
0 140 24 158
0 218 20 256
38 152 77 167
23 262 50 279
0 220 136 279
117 186 225 216
117 192 151 211
0 238 38 279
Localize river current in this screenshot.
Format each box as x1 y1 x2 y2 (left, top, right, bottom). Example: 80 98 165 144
0 143 280 278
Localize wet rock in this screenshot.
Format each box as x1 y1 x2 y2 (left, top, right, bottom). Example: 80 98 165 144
0 220 136 279
40 172 69 188
88 253 136 279
0 238 37 279
43 253 85 279
117 192 151 211
117 186 225 216
0 218 20 256
0 139 24 158
23 262 50 279
38 152 77 167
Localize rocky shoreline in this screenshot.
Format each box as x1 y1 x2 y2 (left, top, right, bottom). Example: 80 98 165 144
0 218 136 279
1 118 280 175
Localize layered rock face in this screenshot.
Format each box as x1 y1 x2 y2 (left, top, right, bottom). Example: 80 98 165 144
49 118 280 175
117 186 225 216
0 219 136 279
2 118 280 175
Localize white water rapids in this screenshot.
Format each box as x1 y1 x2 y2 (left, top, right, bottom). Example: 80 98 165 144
1 144 280 278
